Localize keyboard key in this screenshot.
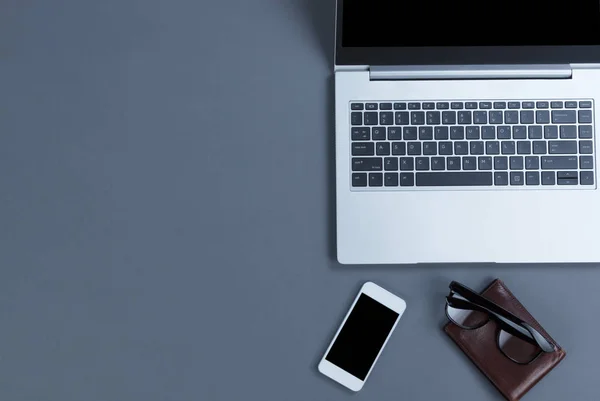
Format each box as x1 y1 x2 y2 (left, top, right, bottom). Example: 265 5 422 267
407 142 421 155
416 157 429 170
380 112 393 125
581 171 595 185
482 126 496 139
560 125 577 139
542 156 578 170
458 111 472 124
451 102 464 109
495 156 508 170
505 111 519 124
369 173 383 186
536 110 550 124
510 172 524 186
557 171 578 179
376 142 391 155
392 142 406 155
489 111 503 124
579 125 593 138
537 101 549 109
423 102 435 110
435 126 449 140
549 140 577 154
526 172 540 185
384 157 399 171
479 156 493 170
486 141 500 155
495 172 509 186
442 111 457 125
513 126 527 139
400 157 414 171
365 112 378 125
465 102 478 109
380 103 393 110
551 101 564 109
403 127 417 140
394 102 407 110
447 157 461 170
388 127 402 140
419 127 433 140
544 125 558 139
353 158 382 171
525 156 540 170
351 112 362 125
580 141 594 154
580 101 592 108
542 171 556 185
479 102 492 109
454 141 468 155
497 126 511 139
466 126 480 139
426 111 441 125
450 126 465 140
579 110 593 123
463 157 477 170
522 101 535 109
395 111 410 125
508 102 521 109
431 157 445 170
423 142 437 155
411 111 425 125
384 173 399 186
557 177 578 186
372 127 386 140
352 143 374 156
351 103 364 110
352 127 370 140
400 173 415 186
501 141 516 155
552 110 576 123
528 125 543 139
494 102 507 109
517 141 531 154
533 141 547 154
439 142 453 155
352 173 367 187
510 156 524 170
408 103 421 110
416 172 493 186
470 141 484 155
581 156 594 169
473 111 488 124
436 102 450 110
520 110 535 124
565 101 577 109
366 103 378 110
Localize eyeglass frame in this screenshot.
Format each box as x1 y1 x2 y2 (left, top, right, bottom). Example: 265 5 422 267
445 281 556 364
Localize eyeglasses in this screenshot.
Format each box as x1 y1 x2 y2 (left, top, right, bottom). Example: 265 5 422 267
445 281 556 365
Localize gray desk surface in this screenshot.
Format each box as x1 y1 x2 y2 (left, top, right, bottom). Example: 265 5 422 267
1 1 599 400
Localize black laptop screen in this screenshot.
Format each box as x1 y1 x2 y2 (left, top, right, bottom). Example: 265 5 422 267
342 1 600 47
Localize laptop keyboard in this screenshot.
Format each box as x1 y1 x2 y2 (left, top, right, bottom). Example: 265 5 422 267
350 100 596 190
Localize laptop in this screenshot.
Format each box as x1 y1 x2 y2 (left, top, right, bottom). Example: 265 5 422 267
335 0 600 264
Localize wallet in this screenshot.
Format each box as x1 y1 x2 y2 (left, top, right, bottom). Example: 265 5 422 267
444 279 566 401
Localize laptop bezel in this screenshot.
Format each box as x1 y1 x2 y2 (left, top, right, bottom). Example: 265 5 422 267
335 1 600 66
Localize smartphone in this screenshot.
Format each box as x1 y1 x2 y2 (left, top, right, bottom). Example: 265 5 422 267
318 282 407 391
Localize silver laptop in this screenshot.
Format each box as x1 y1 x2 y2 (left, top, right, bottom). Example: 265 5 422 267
335 0 599 264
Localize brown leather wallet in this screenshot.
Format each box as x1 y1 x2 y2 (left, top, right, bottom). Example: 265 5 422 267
444 279 566 401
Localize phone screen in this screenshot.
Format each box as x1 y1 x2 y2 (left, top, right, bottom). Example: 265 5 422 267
325 294 399 380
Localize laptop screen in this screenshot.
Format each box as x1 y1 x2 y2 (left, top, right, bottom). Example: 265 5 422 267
342 1 600 47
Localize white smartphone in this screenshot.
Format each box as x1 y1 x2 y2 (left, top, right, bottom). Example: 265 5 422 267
318 282 407 392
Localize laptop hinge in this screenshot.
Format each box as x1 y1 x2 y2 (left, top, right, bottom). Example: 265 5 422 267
370 65 573 81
